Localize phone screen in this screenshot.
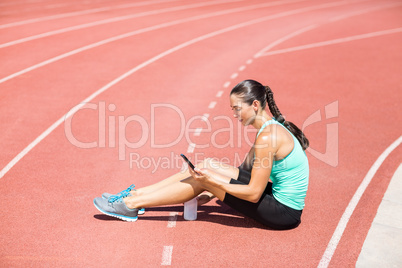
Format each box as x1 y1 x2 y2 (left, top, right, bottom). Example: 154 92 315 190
180 154 199 175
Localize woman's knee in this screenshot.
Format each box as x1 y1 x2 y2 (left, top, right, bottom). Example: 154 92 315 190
196 158 238 178
181 176 205 192
196 158 212 169
196 158 221 170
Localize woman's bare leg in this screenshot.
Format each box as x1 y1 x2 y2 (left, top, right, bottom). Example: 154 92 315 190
133 169 191 196
134 158 239 196
124 169 232 209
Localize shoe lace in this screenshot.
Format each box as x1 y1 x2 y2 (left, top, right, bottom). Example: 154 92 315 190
108 184 135 203
108 195 123 204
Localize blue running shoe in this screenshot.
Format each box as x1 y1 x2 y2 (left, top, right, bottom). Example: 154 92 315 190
93 196 138 222
102 185 145 215
102 184 135 199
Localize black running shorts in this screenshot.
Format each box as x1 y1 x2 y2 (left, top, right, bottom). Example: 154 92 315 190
223 168 303 230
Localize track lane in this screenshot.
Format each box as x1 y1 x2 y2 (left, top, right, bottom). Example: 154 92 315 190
0 0 184 43
1 0 347 176
0 0 401 266
1 0 287 171
0 1 356 266
0 0 180 29
0 0 134 20
0 0 304 79
0 0 244 46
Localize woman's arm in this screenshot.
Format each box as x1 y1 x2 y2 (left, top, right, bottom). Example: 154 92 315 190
192 132 276 203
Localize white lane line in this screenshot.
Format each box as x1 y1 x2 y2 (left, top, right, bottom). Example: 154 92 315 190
318 136 402 268
254 2 402 58
0 0 299 85
223 81 231 88
246 59 253 64
208 101 217 109
167 212 178 228
216 90 224 97
194 128 203 136
254 24 317 58
329 2 402 22
238 65 246 71
161 245 173 265
230 73 238 79
187 143 196 153
258 27 402 57
202 114 210 122
0 0 179 29
0 0 243 49
0 0 362 178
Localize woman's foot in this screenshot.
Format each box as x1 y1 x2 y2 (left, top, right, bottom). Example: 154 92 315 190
93 196 139 222
101 185 145 215
101 184 135 199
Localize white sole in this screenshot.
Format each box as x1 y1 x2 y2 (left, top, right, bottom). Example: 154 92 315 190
94 202 138 222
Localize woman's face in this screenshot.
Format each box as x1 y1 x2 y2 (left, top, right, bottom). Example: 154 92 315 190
230 94 256 126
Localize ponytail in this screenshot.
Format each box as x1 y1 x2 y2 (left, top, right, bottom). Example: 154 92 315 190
265 86 309 150
231 80 309 150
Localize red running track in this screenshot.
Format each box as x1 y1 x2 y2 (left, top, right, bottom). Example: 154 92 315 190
0 0 401 266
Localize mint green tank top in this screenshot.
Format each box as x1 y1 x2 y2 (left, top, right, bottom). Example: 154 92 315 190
256 119 309 210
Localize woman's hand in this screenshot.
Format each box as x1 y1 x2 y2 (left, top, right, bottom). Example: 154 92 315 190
188 168 215 205
188 167 210 184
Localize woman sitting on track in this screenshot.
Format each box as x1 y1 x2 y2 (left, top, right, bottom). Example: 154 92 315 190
94 79 309 230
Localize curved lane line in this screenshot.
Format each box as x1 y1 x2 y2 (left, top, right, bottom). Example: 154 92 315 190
0 0 179 29
257 27 402 57
318 136 402 267
329 1 402 22
254 24 318 58
254 1 402 58
0 0 369 179
0 0 307 85
0 0 244 49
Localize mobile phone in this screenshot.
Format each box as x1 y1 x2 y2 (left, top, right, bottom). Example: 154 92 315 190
180 154 200 175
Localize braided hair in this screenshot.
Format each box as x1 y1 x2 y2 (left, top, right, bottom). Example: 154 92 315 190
231 80 309 150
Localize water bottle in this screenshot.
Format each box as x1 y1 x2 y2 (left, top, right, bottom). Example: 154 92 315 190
183 197 197 221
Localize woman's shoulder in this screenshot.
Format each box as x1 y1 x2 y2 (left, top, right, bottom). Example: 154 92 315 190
255 124 292 151
254 125 277 149
256 123 284 141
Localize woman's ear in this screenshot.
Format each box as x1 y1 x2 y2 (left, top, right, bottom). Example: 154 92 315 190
252 100 259 112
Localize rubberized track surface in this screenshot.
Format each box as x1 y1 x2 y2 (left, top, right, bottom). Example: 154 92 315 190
0 0 401 266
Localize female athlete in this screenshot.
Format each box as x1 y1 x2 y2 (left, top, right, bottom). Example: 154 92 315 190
94 79 309 230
